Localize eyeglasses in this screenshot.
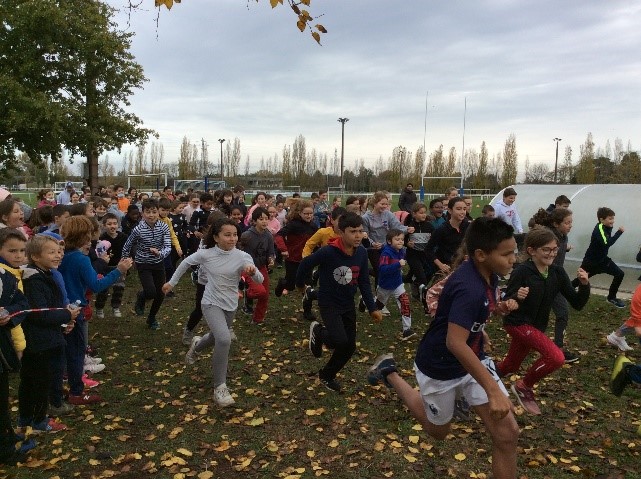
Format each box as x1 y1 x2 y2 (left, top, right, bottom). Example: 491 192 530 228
539 246 559 255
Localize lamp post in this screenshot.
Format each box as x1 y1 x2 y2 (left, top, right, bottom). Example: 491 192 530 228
553 137 562 183
337 118 349 190
218 139 225 183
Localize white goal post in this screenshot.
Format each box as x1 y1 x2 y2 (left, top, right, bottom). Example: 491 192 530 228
127 173 168 192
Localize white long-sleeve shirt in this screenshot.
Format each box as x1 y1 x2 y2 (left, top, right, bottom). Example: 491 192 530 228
168 246 263 311
492 199 523 233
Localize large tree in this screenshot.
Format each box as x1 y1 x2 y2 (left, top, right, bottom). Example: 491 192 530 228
0 0 155 191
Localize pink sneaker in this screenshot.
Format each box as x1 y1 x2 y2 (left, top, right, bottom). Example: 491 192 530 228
511 379 541 415
82 374 100 389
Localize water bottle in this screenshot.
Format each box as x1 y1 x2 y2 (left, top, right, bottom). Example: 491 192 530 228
0 307 8 319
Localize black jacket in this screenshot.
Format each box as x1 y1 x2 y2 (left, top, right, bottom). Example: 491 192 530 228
503 260 590 332
398 188 418 213
0 267 29 372
21 265 71 353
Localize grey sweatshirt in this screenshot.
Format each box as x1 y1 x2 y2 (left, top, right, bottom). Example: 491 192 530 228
169 246 263 311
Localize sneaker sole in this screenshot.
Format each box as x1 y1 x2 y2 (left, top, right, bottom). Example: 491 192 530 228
367 353 394 385
309 322 322 358
400 332 416 341
607 336 633 351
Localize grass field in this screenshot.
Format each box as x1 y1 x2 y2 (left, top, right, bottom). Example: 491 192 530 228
2 268 640 479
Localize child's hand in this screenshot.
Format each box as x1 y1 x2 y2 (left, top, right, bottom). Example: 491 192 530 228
176 249 183 257
371 242 383 250
488 391 513 421
63 320 75 334
243 264 257 276
577 268 589 285
407 240 415 248
117 258 133 273
516 287 529 300
149 247 160 256
194 231 203 239
399 259 407 267
281 251 289 258
268 257 275 267
618 226 625 233
503 299 519 312
162 283 173 295
482 330 492 353
98 250 110 262
370 310 383 324
406 227 415 234
67 305 80 320
567 244 573 251
436 261 451 274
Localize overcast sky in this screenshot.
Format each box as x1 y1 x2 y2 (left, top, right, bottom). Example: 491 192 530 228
105 0 641 179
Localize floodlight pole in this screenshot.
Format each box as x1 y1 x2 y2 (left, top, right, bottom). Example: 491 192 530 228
218 139 225 183
338 118 349 191
553 137 562 183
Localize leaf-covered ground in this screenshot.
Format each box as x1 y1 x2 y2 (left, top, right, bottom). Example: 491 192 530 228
2 270 640 479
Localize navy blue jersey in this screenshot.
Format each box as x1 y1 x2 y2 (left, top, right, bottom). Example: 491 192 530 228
415 259 498 380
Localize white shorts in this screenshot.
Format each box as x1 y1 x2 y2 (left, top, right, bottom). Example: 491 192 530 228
376 284 406 303
414 357 508 426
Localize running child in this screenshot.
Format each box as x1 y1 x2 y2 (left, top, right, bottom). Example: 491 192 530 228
492 187 523 234
606 281 641 352
121 199 171 330
429 198 446 229
274 200 318 297
426 197 469 278
496 226 590 415
404 202 434 301
158 198 183 288
188 192 213 254
572 206 625 308
239 207 275 324
367 217 520 479
297 212 382 393
94 213 128 319
163 218 264 407
376 229 414 340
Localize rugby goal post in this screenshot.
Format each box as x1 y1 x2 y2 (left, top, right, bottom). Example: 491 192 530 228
127 173 168 192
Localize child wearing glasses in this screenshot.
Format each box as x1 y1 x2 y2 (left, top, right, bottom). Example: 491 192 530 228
495 227 590 415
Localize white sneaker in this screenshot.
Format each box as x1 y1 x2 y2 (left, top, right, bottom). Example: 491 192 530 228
607 332 633 351
214 383 235 407
380 306 391 316
84 363 106 374
113 308 122 318
84 355 103 365
230 329 237 341
95 309 104 319
182 327 194 346
185 335 202 365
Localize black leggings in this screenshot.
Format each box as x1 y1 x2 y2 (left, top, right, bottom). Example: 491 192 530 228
186 283 205 332
137 264 166 319
19 348 59 425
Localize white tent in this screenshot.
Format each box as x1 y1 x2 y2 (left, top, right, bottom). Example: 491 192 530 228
491 184 641 294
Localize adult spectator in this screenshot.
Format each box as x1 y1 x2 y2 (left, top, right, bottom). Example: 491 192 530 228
398 183 418 213
56 181 75 205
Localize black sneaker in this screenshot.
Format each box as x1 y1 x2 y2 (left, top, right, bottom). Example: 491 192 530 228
401 329 416 341
563 350 579 364
453 397 472 421
275 279 286 298
134 292 145 316
309 321 323 358
147 318 160 330
607 297 626 308
302 286 315 320
358 297 366 313
367 353 397 387
241 304 254 315
320 377 341 393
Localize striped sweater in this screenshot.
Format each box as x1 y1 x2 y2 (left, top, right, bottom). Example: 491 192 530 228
122 220 171 264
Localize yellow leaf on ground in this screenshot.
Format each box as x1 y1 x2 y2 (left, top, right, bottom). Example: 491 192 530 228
454 453 466 461
197 472 214 479
408 435 419 444
404 454 417 463
176 448 192 457
328 439 339 448
307 450 315 457
248 417 265 426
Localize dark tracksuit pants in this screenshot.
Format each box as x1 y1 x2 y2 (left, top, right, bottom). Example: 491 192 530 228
317 306 357 381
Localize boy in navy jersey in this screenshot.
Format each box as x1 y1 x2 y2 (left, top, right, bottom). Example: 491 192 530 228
367 218 520 479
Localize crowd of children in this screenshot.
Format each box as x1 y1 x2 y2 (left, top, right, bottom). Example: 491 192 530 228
0 181 639 475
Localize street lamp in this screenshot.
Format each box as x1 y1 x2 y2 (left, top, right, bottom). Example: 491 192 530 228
553 138 562 183
218 139 225 183
337 118 349 190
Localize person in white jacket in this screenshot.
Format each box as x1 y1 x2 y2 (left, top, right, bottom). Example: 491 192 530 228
492 187 523 234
